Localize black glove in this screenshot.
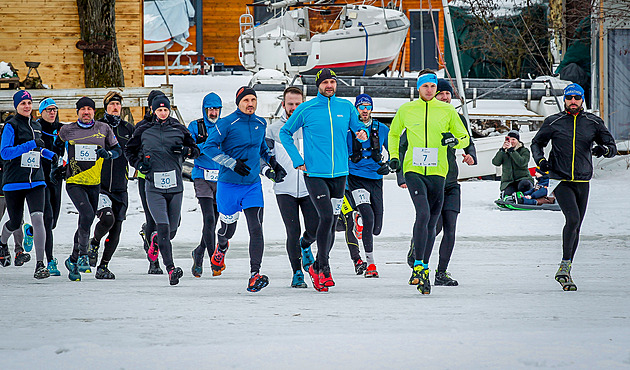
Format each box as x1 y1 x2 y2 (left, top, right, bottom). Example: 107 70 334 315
441 133 459 148
35 138 45 148
170 145 185 155
138 159 151 174
389 158 401 172
233 158 251 177
96 148 112 159
50 164 66 185
539 159 551 172
377 162 390 176
268 157 287 183
51 154 59 164
591 145 608 158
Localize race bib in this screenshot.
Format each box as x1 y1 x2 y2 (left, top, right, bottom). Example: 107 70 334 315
20 151 40 168
412 147 438 167
341 196 353 215
154 170 177 189
547 179 561 195
97 194 112 211
331 198 343 215
351 188 371 206
204 169 219 182
76 144 97 162
219 212 239 224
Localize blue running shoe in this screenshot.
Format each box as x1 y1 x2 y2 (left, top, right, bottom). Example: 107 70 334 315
23 224 33 252
65 257 81 281
77 255 91 273
47 258 61 276
300 239 314 270
291 270 307 288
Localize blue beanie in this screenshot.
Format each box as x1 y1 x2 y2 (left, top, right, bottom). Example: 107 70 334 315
39 97 57 114
416 73 438 90
564 83 584 98
355 93 373 108
13 90 32 109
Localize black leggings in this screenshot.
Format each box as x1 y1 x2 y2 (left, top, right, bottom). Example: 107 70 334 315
193 197 219 262
1 186 46 262
554 181 589 261
138 177 156 250
276 194 318 273
435 210 459 272
405 173 445 264
217 206 264 274
44 181 62 262
66 184 100 261
146 190 183 270
93 212 122 266
304 176 347 269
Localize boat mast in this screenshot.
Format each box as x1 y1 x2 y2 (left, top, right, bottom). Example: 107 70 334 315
441 0 469 122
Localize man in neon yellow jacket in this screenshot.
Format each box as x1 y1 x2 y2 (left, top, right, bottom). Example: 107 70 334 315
388 70 470 294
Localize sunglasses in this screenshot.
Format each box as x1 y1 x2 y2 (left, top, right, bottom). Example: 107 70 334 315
357 105 372 111
43 107 58 113
565 95 583 101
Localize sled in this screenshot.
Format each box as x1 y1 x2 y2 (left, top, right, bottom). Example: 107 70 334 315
494 199 561 211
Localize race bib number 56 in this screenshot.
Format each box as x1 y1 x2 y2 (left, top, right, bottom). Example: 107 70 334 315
76 144 97 162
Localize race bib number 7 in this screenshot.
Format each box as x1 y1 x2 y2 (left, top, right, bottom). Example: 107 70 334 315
412 147 438 167
76 144 97 162
154 170 177 189
21 151 40 168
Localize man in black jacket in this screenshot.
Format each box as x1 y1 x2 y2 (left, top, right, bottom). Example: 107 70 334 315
531 83 616 291
87 91 135 279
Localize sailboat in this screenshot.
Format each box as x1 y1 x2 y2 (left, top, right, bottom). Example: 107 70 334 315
238 1 410 76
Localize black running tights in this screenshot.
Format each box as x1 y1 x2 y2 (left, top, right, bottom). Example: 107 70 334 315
93 209 122 266
193 197 218 262
217 207 264 274
405 173 445 264
435 210 459 272
276 194 318 273
43 181 62 262
554 181 589 261
66 184 99 261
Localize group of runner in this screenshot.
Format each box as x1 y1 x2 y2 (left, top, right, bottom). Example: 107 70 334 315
0 68 615 293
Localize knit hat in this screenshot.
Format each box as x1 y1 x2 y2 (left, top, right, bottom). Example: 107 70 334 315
104 91 123 108
354 93 373 108
564 83 584 99
151 95 171 112
38 97 57 114
13 90 32 109
235 86 257 106
147 90 165 108
506 130 520 141
416 73 438 90
436 79 453 94
76 96 95 111
315 68 337 87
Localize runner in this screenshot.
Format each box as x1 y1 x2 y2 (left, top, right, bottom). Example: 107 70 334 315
280 68 369 292
87 91 135 279
388 70 470 294
37 97 64 276
189 92 222 278
126 95 199 285
341 93 390 278
206 87 285 292
264 86 317 288
53 96 122 281
531 83 616 291
0 90 57 278
400 79 477 286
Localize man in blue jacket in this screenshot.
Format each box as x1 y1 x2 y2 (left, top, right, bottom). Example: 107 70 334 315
206 87 286 292
280 68 369 292
189 92 222 278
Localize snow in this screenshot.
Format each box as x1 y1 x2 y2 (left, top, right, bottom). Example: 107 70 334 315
1 75 629 368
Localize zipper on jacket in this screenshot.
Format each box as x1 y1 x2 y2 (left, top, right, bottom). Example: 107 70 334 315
28 117 34 185
424 101 428 176
571 114 577 181
328 98 334 177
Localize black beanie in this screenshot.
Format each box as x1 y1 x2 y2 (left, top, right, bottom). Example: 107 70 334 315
235 86 257 106
437 79 453 95
315 68 337 87
76 96 95 111
506 130 520 141
103 91 123 108
151 95 171 112
147 90 165 108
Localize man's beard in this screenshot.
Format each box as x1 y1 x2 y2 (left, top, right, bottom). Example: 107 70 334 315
566 105 581 114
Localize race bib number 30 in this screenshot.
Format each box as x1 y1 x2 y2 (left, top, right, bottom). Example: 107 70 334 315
154 170 177 189
412 147 438 167
204 169 219 182
21 151 40 168
76 144 97 162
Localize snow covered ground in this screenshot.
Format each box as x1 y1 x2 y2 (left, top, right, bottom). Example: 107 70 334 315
1 75 629 368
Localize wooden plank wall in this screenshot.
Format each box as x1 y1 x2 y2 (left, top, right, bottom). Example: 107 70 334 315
0 0 143 121
399 0 446 73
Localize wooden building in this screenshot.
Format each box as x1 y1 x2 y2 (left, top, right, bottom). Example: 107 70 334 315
0 0 144 120
146 0 447 74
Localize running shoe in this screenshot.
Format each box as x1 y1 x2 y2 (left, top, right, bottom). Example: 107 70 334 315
34 261 50 279
169 267 183 286
0 243 10 267
247 273 269 292
210 243 227 276
191 250 203 278
320 265 335 287
47 258 61 276
77 255 91 273
435 271 458 286
353 211 363 240
95 265 116 280
87 239 100 267
300 242 315 271
354 258 367 275
291 270 307 288
65 257 81 281
365 264 379 278
23 224 33 252
147 232 159 262
148 260 164 275
14 251 31 266
308 265 327 292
